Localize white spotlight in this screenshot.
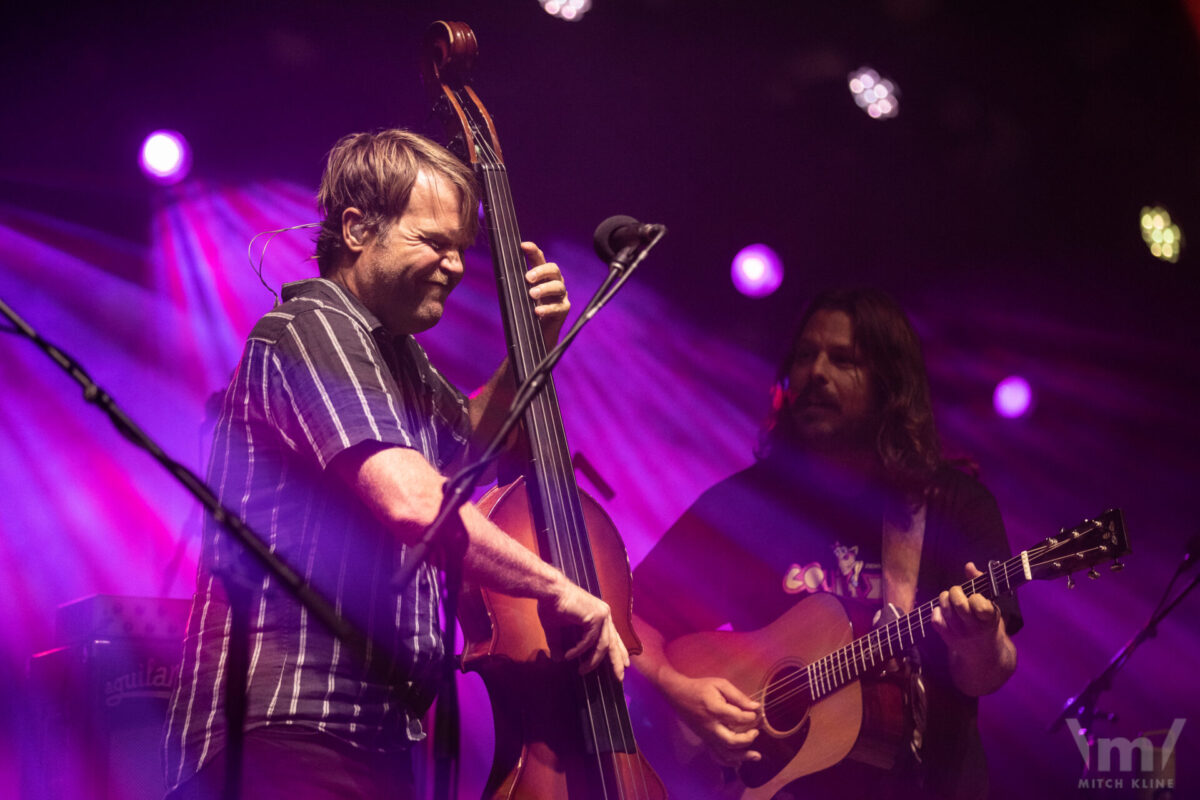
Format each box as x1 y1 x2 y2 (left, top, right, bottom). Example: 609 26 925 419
139 130 192 184
539 0 591 21
848 67 900 120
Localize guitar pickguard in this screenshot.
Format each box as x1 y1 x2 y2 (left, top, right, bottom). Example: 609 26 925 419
741 715 810 789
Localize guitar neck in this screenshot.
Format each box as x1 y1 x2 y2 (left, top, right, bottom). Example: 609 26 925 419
807 551 1032 699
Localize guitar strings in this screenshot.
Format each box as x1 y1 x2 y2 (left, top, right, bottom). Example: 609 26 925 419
468 113 649 798
479 148 618 794
758 544 1109 713
753 540 1113 715
473 128 618 795
756 545 1077 710
479 152 617 765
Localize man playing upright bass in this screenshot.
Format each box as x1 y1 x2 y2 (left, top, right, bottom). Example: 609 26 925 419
164 129 628 800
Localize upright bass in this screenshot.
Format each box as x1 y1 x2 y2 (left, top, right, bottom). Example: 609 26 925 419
421 20 668 800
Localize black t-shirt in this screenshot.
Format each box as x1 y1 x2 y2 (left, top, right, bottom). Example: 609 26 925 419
633 449 1022 800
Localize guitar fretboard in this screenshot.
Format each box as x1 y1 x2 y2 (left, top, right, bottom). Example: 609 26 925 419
805 551 1031 700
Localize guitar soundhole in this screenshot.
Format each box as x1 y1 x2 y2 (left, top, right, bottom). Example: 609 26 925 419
761 663 810 735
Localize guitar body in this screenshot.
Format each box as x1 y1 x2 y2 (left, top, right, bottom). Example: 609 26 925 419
460 478 665 800
665 593 906 799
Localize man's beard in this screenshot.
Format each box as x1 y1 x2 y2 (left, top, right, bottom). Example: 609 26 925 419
778 398 879 456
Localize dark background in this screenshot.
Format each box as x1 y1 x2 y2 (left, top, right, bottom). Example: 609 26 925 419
5 0 1198 350
2 1 1198 797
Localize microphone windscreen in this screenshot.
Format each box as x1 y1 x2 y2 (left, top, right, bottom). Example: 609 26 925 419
593 215 639 261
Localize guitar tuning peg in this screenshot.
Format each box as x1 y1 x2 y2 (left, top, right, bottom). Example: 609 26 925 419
1067 575 1076 589
1088 568 1100 580
1110 560 1124 572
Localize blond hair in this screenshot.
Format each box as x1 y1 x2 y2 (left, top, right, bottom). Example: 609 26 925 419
315 129 479 275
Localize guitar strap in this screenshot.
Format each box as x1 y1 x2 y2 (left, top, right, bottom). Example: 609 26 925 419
880 501 929 774
881 502 926 614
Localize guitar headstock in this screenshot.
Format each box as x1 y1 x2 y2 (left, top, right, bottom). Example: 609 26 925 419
1025 509 1130 584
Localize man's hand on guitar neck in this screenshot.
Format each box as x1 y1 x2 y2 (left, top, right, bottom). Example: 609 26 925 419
930 561 1018 697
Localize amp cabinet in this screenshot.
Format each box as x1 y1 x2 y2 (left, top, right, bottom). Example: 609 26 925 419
27 595 190 800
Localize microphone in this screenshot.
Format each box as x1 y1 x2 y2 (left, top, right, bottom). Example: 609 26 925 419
593 215 665 262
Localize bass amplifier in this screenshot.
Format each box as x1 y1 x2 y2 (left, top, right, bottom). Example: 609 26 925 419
27 595 191 800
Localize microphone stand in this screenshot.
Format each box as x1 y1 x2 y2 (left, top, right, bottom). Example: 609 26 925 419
394 226 666 800
0 295 366 800
1048 546 1200 779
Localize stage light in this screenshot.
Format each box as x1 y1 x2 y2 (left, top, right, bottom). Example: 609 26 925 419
139 130 191 185
731 244 783 298
848 67 900 120
539 0 591 21
993 375 1032 419
1140 205 1183 263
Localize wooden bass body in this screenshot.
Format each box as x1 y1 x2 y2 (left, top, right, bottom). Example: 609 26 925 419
457 480 666 800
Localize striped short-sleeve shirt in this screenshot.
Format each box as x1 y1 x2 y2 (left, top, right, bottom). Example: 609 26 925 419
163 278 470 792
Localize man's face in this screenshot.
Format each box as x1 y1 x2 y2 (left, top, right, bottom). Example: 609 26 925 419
785 309 877 451
346 170 468 336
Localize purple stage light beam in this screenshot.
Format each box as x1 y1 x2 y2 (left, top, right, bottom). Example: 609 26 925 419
139 130 192 184
731 243 783 298
993 375 1032 418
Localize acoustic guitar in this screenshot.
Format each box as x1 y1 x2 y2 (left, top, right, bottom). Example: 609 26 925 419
665 509 1130 799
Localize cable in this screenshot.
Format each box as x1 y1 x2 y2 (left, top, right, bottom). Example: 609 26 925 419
246 222 320 306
